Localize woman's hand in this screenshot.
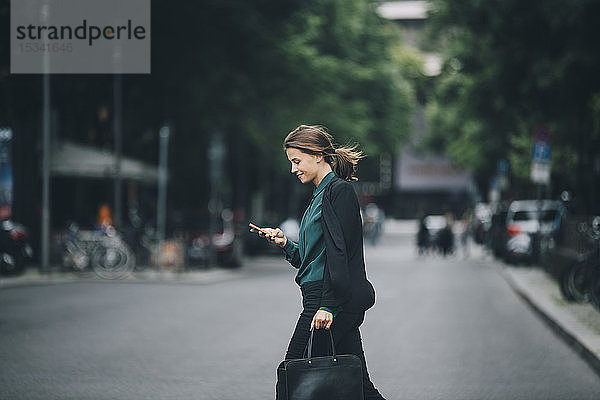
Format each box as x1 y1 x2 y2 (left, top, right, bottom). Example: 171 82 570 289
249 226 287 248
311 309 333 330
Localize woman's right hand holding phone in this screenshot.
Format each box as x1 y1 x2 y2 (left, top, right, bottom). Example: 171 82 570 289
250 226 287 248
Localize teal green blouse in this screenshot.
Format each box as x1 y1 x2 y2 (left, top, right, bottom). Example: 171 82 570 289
283 171 336 312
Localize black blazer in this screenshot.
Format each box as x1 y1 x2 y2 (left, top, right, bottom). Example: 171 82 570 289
320 175 376 313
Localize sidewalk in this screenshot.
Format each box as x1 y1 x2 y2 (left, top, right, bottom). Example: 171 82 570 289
0 265 246 289
0 255 287 290
500 264 600 376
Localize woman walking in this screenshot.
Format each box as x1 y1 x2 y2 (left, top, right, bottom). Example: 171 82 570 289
251 125 386 400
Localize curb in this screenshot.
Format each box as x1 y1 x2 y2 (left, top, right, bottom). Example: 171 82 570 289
0 256 284 290
500 266 600 378
0 267 244 290
0 273 78 289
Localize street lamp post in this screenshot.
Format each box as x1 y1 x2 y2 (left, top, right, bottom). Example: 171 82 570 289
208 131 225 267
113 74 122 228
156 125 170 268
113 36 123 228
41 2 51 273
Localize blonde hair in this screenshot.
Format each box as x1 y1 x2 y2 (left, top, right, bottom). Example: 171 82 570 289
283 125 364 181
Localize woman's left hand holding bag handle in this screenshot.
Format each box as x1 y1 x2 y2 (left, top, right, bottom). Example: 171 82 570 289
311 309 333 330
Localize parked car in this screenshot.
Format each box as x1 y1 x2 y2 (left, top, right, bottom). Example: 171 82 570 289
505 200 560 264
184 209 244 268
186 229 243 268
0 219 33 276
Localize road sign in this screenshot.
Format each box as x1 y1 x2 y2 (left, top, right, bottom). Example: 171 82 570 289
531 162 550 184
533 141 551 162
531 127 551 185
535 127 550 143
497 159 509 174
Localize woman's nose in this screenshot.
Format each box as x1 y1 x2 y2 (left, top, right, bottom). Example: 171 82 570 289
291 163 297 173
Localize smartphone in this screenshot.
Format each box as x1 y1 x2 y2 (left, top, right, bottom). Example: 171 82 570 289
248 223 271 235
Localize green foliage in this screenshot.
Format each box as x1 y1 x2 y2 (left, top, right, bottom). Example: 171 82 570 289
146 0 415 196
241 0 414 157
0 0 415 214
214 0 416 192
424 0 600 208
507 125 534 181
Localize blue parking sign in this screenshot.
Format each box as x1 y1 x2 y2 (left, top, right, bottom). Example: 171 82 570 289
533 141 551 162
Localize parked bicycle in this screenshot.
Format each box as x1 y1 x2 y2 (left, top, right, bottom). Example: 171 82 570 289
558 216 600 311
62 222 135 279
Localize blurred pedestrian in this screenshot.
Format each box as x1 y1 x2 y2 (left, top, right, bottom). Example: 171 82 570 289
364 203 384 246
97 203 112 228
459 210 472 258
279 217 300 243
96 203 115 236
438 212 454 257
250 124 386 400
417 215 429 255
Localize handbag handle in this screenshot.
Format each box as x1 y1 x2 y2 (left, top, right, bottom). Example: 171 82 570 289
306 328 336 359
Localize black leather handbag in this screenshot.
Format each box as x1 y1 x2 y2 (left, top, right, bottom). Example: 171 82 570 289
276 329 363 400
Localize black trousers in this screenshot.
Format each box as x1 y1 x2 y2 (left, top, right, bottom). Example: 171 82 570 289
276 280 385 400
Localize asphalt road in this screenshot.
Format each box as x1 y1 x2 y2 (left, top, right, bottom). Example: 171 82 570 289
1 232 600 399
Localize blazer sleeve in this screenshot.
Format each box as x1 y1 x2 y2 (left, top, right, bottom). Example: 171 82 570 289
321 182 356 308
282 239 301 269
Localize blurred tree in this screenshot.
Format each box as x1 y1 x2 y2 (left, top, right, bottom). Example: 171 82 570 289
425 0 600 212
139 0 415 214
0 0 414 228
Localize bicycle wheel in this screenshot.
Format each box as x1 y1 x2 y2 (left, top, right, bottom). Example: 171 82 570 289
567 260 590 303
588 265 600 312
91 242 134 279
559 263 577 301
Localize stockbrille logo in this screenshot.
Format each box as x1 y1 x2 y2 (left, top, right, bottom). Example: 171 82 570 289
11 0 150 74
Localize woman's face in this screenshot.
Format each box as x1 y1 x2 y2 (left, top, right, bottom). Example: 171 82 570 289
286 147 322 184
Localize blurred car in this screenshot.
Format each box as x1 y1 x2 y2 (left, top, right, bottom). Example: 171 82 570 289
0 219 33 276
185 209 244 268
505 200 560 264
